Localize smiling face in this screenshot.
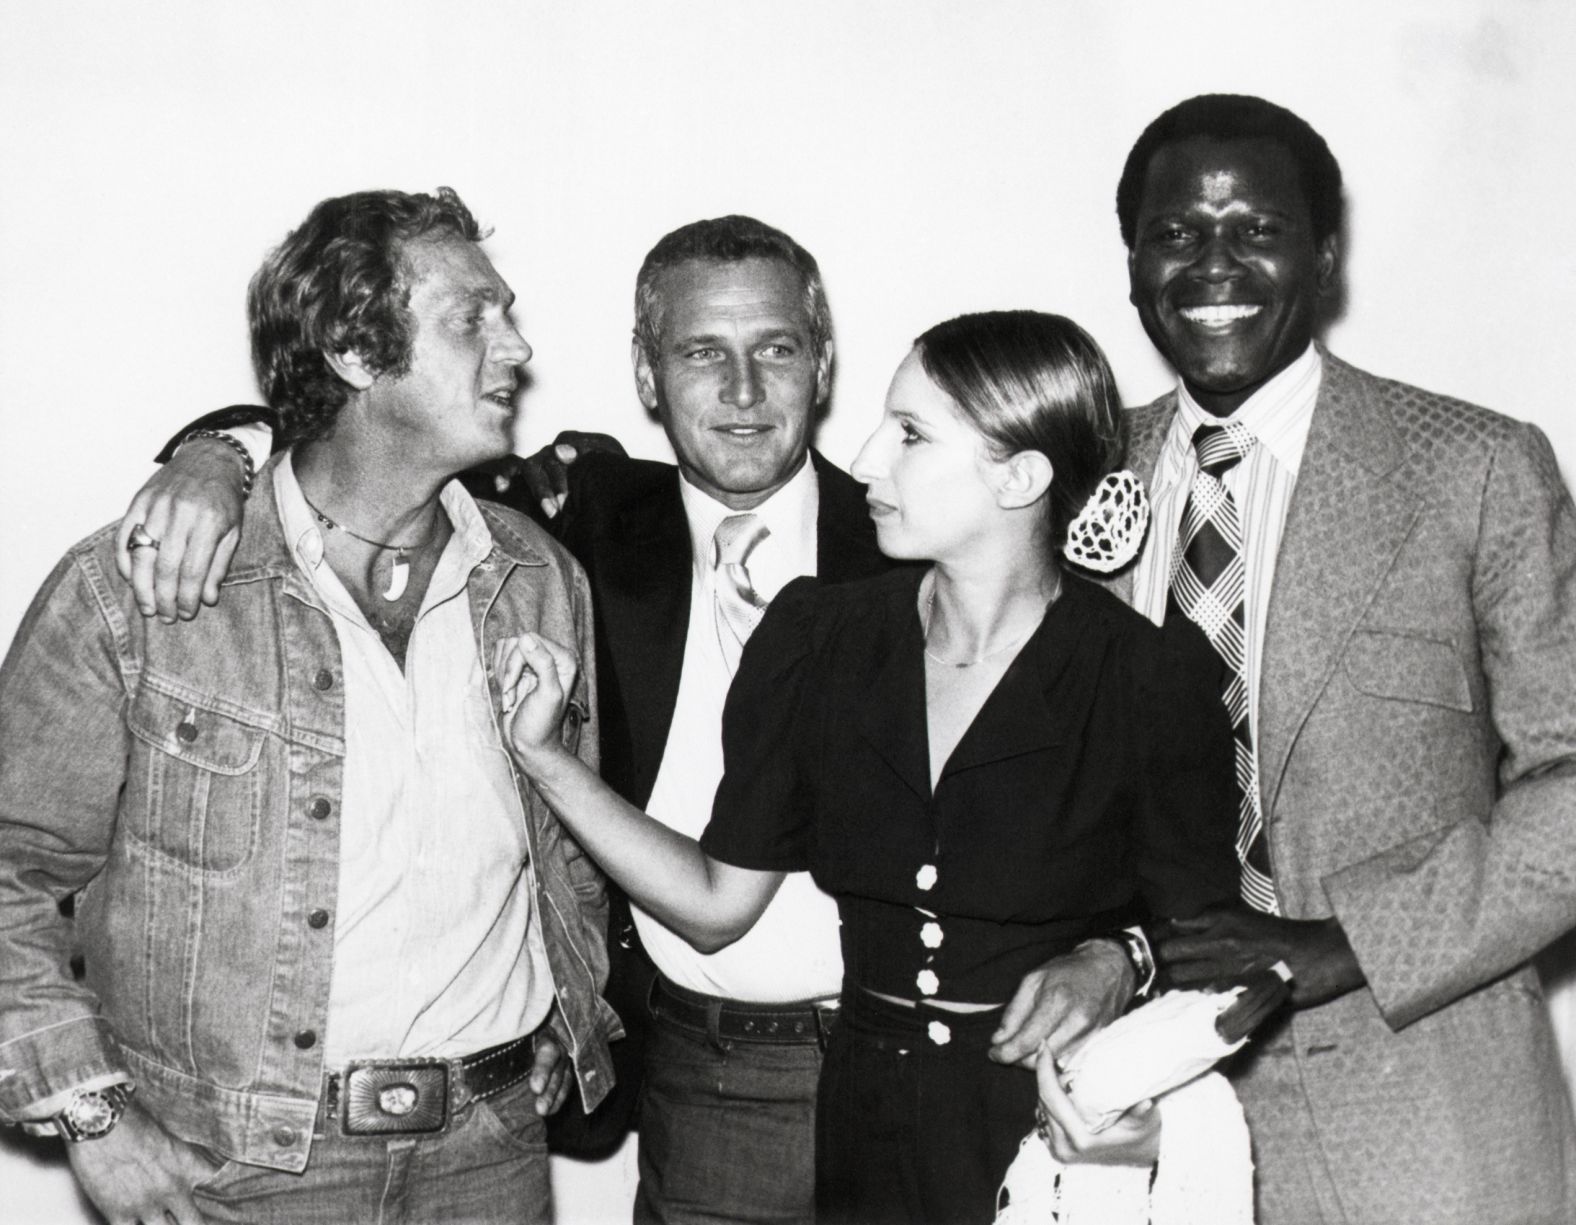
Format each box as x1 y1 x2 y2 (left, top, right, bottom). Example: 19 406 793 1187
851 348 1008 563
635 257 830 510
363 233 531 472
1128 136 1337 417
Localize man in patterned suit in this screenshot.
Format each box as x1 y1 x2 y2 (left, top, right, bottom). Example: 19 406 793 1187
1113 93 1576 1223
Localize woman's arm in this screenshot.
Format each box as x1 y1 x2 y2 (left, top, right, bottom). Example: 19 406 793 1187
499 633 783 952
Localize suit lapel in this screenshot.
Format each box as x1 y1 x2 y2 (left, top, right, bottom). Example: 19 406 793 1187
606 452 883 803
1256 354 1423 815
597 472 692 803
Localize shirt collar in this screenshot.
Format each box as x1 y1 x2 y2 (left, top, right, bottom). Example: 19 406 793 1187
1173 342 1323 476
678 454 818 575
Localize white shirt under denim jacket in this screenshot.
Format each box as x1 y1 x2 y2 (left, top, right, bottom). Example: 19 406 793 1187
0 455 620 1173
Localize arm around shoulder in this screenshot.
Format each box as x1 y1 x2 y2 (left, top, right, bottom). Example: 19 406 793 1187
119 408 276 622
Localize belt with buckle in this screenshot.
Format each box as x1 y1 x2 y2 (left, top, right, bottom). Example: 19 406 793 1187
321 1030 541 1137
649 975 839 1050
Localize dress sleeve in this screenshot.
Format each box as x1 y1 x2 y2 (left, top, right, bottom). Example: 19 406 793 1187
1131 615 1242 919
700 576 821 872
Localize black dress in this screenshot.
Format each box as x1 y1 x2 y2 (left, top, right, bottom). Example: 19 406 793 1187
701 568 1240 1224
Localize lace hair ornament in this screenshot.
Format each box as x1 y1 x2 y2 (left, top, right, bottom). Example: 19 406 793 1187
1061 471 1150 573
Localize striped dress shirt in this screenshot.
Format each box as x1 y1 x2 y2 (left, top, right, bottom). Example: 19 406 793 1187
1131 343 1323 775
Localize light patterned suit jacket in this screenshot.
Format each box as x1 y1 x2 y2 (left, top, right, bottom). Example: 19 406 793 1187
1114 352 1576 1224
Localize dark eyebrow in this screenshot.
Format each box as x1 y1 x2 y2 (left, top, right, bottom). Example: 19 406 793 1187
667 330 727 351
442 284 513 311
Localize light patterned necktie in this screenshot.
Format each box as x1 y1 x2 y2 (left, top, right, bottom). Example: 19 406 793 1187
713 513 771 675
1167 421 1278 914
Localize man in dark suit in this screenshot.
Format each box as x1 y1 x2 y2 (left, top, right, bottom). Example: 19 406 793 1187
110 215 1150 1224
1047 94 1576 1224
528 217 882 1224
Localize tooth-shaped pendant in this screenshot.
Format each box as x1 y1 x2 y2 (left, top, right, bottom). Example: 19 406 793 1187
383 551 410 601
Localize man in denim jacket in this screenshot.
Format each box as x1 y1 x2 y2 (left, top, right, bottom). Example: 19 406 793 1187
0 188 617 1224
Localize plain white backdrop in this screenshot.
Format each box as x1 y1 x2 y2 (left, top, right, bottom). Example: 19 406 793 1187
3 2 1575 1221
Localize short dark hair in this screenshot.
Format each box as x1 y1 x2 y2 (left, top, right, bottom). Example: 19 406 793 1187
633 215 832 362
248 187 485 445
1115 94 1343 249
915 310 1125 550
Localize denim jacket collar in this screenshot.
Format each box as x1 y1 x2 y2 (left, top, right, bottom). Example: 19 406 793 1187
227 455 553 596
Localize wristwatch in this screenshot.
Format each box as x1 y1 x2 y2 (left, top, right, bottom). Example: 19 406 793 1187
1079 927 1157 1000
20 1083 134 1142
1109 926 1158 1000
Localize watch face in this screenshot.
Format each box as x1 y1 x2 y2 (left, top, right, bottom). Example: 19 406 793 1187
63 1089 123 1138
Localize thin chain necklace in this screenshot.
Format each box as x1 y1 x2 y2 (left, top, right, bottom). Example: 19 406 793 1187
921 570 1063 669
299 487 439 603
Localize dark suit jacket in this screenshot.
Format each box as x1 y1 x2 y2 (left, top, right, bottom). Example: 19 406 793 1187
544 450 892 810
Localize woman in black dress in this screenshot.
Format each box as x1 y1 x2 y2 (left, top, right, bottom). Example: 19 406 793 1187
500 310 1239 1224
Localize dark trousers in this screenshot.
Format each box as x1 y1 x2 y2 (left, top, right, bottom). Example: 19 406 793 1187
634 993 825 1225
815 990 1036 1225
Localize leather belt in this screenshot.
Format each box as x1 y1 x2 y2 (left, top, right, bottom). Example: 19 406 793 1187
650 975 839 1051
319 1030 541 1137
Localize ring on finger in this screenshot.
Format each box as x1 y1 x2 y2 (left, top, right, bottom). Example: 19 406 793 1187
128 523 161 552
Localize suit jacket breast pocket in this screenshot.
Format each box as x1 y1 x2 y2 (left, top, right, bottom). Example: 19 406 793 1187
1342 629 1473 712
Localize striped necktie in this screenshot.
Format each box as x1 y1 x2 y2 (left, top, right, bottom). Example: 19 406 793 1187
1167 421 1278 914
713 513 771 676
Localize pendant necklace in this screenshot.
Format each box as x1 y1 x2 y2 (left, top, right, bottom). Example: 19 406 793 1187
921 571 1063 669
300 489 437 602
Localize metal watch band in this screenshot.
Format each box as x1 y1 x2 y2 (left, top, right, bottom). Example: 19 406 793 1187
19 1083 134 1142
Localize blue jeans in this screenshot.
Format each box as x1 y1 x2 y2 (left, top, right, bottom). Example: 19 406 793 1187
634 1009 823 1225
192 1076 550 1225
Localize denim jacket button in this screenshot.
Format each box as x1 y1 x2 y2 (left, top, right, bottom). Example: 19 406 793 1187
272 1125 297 1147
313 669 335 691
308 798 332 821
307 909 330 929
293 1029 317 1050
176 720 199 744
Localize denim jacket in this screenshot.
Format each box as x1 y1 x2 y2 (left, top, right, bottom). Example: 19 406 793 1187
0 460 619 1172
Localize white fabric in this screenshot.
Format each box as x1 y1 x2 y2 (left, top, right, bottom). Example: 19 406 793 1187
1131 343 1322 749
637 459 844 1003
995 990 1256 1225
275 456 554 1063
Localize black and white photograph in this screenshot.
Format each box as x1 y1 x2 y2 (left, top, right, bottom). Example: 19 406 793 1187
3 3 1575 1222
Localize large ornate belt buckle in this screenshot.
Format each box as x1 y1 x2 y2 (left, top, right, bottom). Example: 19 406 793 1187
341 1060 450 1135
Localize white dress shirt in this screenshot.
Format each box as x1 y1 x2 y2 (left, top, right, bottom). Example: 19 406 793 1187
638 458 844 1003
275 456 555 1063
1131 343 1323 759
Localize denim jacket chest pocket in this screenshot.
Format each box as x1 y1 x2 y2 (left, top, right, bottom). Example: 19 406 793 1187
125 682 269 874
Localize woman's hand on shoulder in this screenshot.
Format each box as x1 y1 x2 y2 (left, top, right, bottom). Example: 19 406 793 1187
495 633 579 770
